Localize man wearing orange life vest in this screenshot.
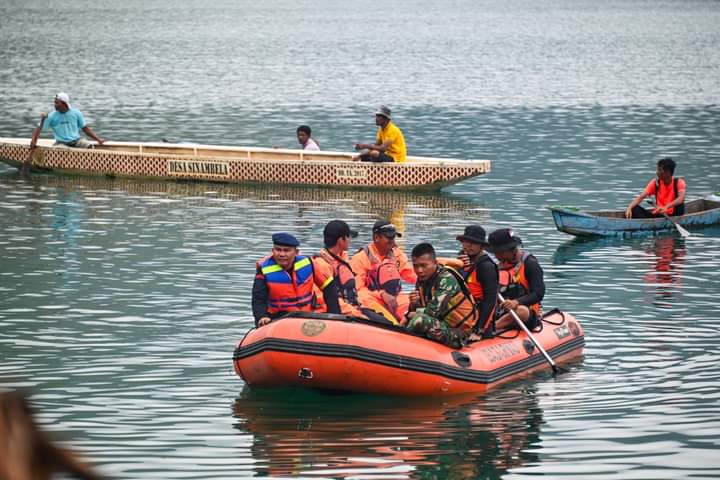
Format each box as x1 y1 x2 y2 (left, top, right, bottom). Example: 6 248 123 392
454 225 499 338
487 228 545 331
252 232 341 327
315 220 363 316
625 157 686 219
350 220 417 324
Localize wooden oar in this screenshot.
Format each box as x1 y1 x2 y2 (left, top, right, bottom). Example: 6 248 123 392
22 114 46 176
498 292 567 375
646 199 690 238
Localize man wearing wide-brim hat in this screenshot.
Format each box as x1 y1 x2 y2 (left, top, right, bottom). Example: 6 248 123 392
487 228 545 332
352 105 407 163
252 232 341 327
443 225 499 339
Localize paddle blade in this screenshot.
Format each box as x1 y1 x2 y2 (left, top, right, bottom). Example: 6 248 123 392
675 223 691 238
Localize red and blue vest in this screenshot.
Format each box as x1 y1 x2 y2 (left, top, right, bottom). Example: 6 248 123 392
259 255 316 314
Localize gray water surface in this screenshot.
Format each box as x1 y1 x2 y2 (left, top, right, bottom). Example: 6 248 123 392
1 0 720 478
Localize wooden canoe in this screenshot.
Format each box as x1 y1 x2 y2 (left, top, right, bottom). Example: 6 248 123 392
233 310 584 396
549 198 720 236
0 138 491 191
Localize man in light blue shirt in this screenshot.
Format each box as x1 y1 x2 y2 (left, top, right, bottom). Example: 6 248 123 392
31 92 105 148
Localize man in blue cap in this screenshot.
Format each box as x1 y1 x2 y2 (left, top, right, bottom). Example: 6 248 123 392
252 232 341 327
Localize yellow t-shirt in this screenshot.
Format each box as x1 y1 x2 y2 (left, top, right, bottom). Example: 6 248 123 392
375 121 407 162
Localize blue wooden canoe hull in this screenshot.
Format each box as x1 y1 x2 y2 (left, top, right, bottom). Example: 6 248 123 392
549 199 720 237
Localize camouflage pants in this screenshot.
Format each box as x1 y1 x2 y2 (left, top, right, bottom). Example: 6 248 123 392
406 313 467 349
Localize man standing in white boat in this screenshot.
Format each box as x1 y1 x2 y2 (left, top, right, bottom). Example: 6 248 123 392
352 105 407 163
30 93 105 148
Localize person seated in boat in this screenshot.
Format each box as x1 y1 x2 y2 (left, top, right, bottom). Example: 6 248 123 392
625 157 686 219
252 232 341 327
29 93 105 149
352 105 407 163
487 228 544 331
350 220 416 324
296 125 320 151
405 242 479 349
439 225 499 339
315 220 361 315
315 220 395 324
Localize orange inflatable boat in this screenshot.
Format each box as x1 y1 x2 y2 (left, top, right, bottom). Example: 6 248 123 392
233 310 584 396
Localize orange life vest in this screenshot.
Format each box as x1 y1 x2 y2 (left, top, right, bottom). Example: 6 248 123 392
462 254 495 302
259 255 317 315
463 254 498 333
418 266 479 332
498 251 541 316
363 246 402 296
321 249 359 305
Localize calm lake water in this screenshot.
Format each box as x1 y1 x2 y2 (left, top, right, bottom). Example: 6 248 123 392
1 0 720 479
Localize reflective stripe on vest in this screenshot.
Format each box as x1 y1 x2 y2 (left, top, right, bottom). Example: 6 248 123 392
260 255 315 314
498 251 541 315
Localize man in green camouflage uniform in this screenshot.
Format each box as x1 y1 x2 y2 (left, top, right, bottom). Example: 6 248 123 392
406 243 477 349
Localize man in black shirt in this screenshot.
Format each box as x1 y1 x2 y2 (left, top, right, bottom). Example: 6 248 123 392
453 225 499 339
487 229 545 331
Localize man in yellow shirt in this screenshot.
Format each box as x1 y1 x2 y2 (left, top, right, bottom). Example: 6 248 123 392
352 105 407 163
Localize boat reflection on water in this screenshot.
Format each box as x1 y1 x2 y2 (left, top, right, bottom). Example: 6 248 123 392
232 385 543 478
552 234 688 307
0 171 488 231
641 236 686 307
551 235 628 267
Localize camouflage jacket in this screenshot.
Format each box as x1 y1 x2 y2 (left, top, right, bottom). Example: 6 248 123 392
416 266 463 321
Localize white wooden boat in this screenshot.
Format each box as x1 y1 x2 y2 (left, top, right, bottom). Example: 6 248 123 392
0 138 491 191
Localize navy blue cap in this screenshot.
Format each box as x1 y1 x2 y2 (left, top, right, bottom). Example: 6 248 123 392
272 232 300 247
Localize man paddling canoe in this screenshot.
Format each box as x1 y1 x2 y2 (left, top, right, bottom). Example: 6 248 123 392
625 157 686 219
30 93 105 148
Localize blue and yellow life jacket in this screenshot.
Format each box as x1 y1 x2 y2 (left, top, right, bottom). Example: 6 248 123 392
259 255 316 314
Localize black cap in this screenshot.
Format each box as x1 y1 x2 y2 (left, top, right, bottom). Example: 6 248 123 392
372 220 402 238
487 228 521 253
272 232 300 247
456 225 488 245
323 220 358 246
